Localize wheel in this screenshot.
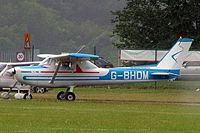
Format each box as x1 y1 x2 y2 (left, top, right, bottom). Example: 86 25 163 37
40 88 48 93
23 93 32 99
65 92 76 101
38 88 45 93
36 87 41 93
34 87 47 93
41 88 45 93
1 92 11 99
57 91 65 100
31 87 37 93
44 88 47 92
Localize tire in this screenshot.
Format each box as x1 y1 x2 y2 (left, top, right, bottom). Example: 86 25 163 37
57 91 65 100
23 93 32 100
36 87 40 93
1 92 10 99
31 87 37 93
39 88 45 93
44 88 47 92
36 87 47 93
65 92 76 101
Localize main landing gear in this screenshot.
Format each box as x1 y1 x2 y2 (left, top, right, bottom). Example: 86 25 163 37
57 87 76 101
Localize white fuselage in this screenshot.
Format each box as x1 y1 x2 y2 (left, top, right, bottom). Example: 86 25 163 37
14 61 179 88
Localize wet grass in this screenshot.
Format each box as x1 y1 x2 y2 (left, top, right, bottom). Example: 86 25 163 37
0 81 200 133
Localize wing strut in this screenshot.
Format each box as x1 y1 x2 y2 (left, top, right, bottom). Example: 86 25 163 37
49 61 61 84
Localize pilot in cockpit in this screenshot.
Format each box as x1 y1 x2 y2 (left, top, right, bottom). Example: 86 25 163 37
62 62 73 70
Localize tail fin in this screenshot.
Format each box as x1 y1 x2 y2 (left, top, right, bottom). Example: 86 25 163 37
156 38 193 69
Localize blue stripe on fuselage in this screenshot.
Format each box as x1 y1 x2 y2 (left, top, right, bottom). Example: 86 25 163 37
19 65 48 69
21 68 179 81
23 76 99 81
100 67 179 80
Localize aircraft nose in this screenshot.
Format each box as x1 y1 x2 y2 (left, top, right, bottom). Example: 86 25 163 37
14 67 29 84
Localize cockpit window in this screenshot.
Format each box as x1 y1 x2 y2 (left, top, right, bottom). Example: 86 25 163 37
80 61 97 69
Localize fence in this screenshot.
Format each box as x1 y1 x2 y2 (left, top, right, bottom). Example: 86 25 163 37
0 49 40 62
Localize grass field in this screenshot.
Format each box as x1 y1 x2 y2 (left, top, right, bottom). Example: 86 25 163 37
1 81 200 133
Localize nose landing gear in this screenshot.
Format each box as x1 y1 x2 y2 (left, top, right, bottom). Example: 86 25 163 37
57 87 76 101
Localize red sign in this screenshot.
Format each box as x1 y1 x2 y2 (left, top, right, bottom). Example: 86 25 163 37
16 52 25 62
24 32 31 50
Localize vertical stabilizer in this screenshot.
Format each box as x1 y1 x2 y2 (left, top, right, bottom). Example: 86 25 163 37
156 38 193 69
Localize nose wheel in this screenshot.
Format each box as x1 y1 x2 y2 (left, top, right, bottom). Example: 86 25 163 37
57 87 76 101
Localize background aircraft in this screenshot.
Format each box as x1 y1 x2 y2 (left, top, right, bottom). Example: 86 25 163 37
0 62 40 99
12 38 193 101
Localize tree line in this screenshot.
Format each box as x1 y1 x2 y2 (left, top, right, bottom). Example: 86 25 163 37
112 0 200 50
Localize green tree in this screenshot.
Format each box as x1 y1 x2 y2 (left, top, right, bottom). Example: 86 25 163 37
112 0 200 50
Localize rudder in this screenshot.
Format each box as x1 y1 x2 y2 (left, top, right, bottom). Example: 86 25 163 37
156 38 193 69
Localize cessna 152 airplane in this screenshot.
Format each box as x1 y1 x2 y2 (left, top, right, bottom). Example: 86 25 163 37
12 38 193 101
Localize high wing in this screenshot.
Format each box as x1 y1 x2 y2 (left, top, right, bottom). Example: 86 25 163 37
37 53 99 84
38 53 99 60
38 53 99 65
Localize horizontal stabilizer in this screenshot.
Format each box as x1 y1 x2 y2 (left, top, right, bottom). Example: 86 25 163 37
151 72 178 76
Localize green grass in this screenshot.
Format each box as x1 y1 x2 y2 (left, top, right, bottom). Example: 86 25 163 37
1 82 200 133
